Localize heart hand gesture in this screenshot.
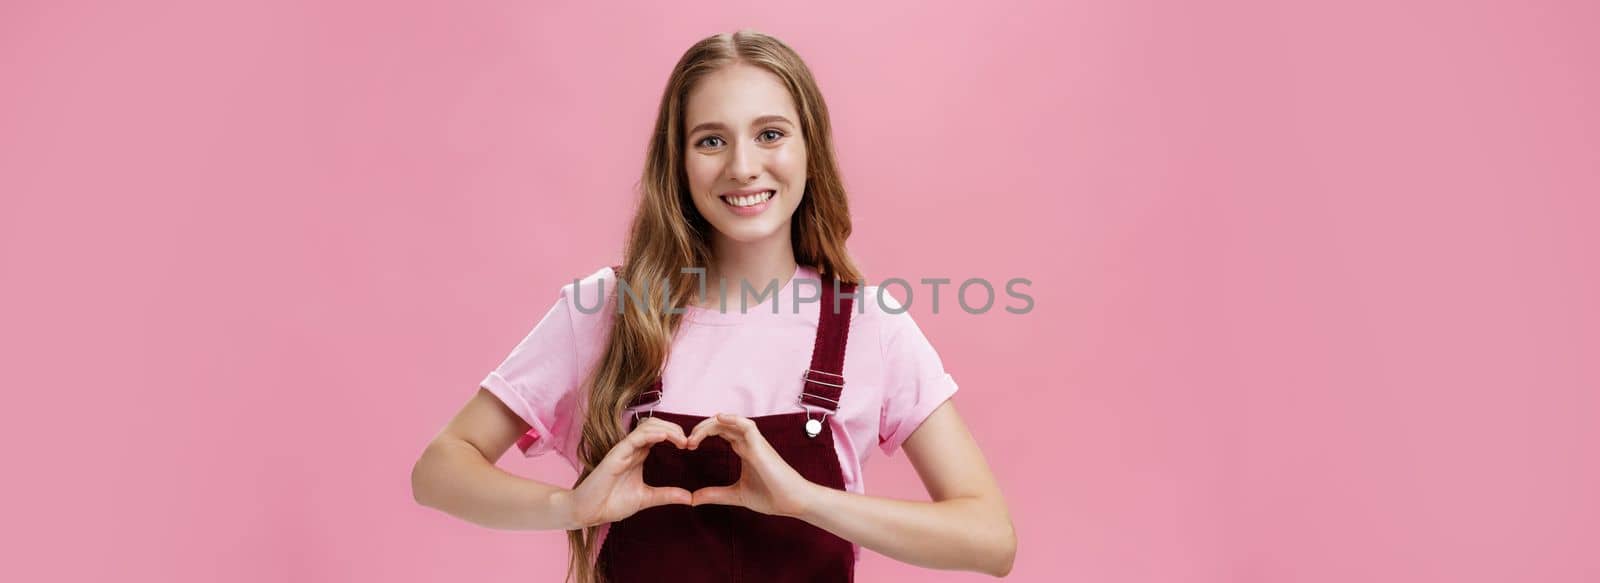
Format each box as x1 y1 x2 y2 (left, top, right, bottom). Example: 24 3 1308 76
685 413 822 518
557 416 692 529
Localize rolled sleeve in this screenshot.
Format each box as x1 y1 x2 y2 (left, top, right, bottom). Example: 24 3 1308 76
879 372 958 456
480 371 558 457
876 304 960 457
480 291 583 459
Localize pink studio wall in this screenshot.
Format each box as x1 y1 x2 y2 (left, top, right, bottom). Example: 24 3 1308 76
3 1 1597 581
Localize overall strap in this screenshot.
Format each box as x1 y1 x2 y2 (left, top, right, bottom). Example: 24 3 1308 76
628 379 664 410
800 274 857 413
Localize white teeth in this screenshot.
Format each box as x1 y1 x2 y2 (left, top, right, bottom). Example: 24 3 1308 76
724 190 774 207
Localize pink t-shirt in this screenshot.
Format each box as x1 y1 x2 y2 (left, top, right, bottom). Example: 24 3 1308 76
479 264 958 552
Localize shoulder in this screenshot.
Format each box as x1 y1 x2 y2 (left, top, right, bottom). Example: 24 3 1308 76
550 264 620 337
851 281 912 322
849 281 922 350
556 264 619 301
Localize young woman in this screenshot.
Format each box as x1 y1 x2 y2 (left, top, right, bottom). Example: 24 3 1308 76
411 30 1016 582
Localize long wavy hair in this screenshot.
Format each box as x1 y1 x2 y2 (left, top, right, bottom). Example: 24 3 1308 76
563 29 862 583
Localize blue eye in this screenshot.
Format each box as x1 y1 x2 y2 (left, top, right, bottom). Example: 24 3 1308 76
694 129 784 149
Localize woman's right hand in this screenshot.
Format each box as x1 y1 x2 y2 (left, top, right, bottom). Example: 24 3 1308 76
553 416 692 529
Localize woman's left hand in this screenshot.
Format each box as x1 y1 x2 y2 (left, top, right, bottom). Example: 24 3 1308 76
685 413 822 518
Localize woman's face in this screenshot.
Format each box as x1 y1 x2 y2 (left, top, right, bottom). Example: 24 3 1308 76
682 63 807 246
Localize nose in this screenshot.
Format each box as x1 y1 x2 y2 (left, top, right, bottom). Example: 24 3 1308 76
726 140 759 184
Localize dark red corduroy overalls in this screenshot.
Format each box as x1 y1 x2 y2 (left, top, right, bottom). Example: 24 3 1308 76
595 268 858 583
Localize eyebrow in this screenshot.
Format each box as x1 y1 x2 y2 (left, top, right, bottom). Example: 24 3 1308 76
687 115 795 136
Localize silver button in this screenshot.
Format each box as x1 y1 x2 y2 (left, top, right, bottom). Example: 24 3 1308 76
805 418 823 438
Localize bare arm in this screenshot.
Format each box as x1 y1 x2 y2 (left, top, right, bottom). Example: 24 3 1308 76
411 387 693 531
409 387 576 530
798 400 1016 576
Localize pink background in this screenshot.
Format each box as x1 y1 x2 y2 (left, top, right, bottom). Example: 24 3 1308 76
4 1 1597 581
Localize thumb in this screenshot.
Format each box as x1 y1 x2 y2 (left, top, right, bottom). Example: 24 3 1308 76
691 485 742 507
643 486 693 508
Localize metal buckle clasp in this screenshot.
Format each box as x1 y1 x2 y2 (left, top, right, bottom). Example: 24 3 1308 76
631 389 662 425
799 369 844 389
799 405 828 438
797 369 843 438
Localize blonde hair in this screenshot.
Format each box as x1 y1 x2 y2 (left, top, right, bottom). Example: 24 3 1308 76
563 29 861 583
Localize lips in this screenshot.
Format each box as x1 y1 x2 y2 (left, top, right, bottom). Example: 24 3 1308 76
718 189 776 216
720 189 775 208
719 186 774 198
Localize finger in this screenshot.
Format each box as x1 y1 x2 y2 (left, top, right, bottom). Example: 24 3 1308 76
687 415 753 449
713 413 759 444
599 428 671 470
660 419 690 448
637 417 689 448
626 427 668 447
643 486 693 508
716 413 758 435
714 414 783 460
598 426 678 477
690 485 742 508
686 415 727 450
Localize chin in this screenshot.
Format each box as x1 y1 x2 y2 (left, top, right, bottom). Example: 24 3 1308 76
714 221 788 243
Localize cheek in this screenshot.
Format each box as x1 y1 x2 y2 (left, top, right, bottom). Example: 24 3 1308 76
773 145 807 181
684 157 718 195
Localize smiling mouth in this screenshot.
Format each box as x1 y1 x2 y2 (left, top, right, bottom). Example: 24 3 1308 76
720 190 775 208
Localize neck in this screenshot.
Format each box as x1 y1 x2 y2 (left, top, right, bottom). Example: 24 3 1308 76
700 227 799 308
